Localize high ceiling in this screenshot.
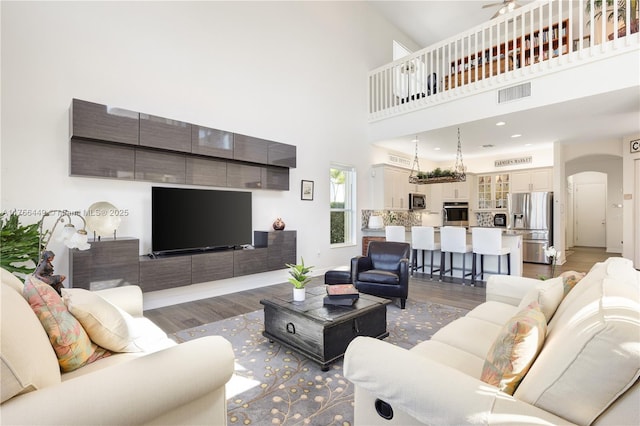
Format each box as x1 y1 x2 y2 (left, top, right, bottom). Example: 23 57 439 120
367 1 640 163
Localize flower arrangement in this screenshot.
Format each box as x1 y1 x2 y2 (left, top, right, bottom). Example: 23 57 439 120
543 245 561 279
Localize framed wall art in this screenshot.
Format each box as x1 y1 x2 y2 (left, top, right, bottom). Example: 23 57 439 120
301 180 314 201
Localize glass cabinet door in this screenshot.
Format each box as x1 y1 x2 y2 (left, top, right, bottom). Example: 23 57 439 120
477 175 492 209
477 173 509 209
494 174 509 209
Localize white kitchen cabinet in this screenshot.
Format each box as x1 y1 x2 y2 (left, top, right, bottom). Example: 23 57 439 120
477 173 510 209
441 180 470 200
371 165 411 209
429 183 443 214
511 168 553 193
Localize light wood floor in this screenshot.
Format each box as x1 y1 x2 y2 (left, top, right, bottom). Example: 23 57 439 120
145 246 618 334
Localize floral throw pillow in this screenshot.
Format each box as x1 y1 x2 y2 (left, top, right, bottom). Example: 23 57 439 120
559 270 586 296
22 276 110 372
480 301 547 395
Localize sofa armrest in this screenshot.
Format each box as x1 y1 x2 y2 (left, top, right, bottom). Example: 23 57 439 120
94 285 144 317
344 337 573 425
486 274 543 306
0 336 234 425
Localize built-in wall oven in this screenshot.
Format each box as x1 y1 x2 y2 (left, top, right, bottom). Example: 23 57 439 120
443 202 469 227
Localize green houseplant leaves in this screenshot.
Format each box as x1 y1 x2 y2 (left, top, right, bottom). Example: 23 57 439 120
285 257 314 289
0 212 41 276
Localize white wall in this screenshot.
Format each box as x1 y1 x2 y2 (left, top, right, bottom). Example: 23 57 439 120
622 134 640 266
0 1 414 276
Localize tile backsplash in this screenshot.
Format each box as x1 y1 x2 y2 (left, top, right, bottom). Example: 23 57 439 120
476 212 494 227
361 210 422 229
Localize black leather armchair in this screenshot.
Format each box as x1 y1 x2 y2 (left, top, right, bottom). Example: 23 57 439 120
351 241 411 309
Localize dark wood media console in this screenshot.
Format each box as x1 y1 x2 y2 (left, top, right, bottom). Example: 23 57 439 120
69 230 296 292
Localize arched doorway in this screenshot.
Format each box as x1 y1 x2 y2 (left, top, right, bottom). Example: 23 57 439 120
564 155 623 255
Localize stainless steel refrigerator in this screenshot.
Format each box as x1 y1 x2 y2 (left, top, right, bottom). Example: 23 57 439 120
508 192 554 264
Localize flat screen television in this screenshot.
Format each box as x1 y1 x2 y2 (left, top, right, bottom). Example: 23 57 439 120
152 187 252 255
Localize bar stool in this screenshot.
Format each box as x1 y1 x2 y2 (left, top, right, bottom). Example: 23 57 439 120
411 226 441 278
439 226 473 284
471 227 511 285
385 225 406 242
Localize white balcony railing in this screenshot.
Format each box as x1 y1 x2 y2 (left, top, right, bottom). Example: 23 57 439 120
369 0 639 121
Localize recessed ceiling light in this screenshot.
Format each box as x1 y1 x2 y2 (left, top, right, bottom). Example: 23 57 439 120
525 143 532 146
511 134 522 138
434 147 441 151
496 121 506 126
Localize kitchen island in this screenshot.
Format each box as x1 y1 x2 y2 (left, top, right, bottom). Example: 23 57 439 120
361 227 523 280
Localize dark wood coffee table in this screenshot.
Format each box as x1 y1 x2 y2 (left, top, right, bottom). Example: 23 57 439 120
260 286 390 370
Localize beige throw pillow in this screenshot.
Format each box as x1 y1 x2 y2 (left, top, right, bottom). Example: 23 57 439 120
62 288 142 353
518 276 564 322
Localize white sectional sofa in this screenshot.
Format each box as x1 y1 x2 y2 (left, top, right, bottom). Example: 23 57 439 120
0 268 235 425
344 257 640 425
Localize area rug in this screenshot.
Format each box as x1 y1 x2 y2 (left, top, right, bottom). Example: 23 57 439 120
172 300 468 426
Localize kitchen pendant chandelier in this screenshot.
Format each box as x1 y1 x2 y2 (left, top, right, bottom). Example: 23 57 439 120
409 127 467 185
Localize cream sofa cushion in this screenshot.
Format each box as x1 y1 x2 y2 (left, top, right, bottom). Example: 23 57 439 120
411 340 485 378
465 301 519 326
1 281 60 403
517 276 564 322
515 275 640 425
431 317 503 360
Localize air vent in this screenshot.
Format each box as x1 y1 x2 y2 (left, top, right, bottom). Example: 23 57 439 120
498 82 531 103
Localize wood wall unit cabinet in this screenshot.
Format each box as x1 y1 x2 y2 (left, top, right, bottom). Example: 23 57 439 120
255 230 297 270
69 99 295 192
268 142 297 168
477 173 510 209
191 251 234 283
233 133 269 164
134 149 186 184
227 162 263 189
511 168 553 193
139 114 191 152
71 98 139 145
191 125 234 159
233 248 269 276
186 157 227 187
69 238 140 290
71 230 297 292
139 255 192 292
70 139 135 180
262 166 290 190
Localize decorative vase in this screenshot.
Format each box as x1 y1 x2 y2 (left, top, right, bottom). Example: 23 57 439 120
273 217 285 231
293 287 305 302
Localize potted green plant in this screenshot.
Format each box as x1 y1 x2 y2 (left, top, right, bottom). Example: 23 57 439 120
285 257 314 301
0 212 41 278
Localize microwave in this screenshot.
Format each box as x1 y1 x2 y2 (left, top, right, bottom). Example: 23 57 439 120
409 193 427 210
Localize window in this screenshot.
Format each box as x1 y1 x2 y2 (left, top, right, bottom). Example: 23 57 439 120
330 164 356 246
